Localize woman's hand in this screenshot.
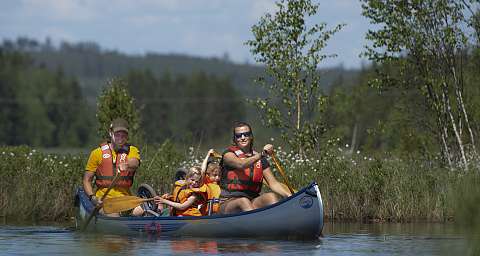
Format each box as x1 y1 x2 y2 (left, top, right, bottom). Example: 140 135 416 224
263 144 274 156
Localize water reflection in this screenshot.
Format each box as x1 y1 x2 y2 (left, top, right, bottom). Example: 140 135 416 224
0 223 469 255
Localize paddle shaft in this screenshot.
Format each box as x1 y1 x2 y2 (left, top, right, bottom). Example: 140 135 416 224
271 153 295 194
81 167 120 231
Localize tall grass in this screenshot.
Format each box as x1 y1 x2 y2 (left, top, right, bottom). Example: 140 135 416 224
0 143 477 225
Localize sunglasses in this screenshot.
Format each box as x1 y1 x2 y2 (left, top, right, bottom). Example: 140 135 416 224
234 131 252 139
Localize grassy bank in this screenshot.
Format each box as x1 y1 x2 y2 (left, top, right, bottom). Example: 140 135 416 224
0 144 477 225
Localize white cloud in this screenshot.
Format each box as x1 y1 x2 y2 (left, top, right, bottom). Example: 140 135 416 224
20 0 98 21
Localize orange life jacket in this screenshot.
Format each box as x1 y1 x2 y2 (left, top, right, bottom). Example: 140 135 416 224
171 181 220 215
173 184 208 216
221 146 264 194
204 183 221 214
95 142 135 188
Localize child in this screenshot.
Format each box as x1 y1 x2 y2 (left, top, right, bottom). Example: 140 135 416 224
205 162 221 184
201 149 221 184
154 167 208 216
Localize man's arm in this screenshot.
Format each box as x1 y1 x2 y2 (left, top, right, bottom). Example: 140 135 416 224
82 171 95 197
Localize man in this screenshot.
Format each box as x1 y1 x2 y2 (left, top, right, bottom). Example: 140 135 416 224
219 121 292 214
82 118 141 216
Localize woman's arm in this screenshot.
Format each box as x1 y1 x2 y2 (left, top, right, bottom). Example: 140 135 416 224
263 168 292 197
222 151 263 169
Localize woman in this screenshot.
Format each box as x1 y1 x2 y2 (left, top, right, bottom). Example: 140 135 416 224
219 121 292 214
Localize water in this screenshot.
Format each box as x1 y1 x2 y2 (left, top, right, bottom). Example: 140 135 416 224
0 222 468 255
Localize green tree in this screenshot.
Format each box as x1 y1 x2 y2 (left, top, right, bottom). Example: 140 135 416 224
246 0 344 154
96 78 141 144
361 0 479 167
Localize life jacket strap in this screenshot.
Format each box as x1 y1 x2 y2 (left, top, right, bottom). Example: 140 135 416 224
95 176 133 181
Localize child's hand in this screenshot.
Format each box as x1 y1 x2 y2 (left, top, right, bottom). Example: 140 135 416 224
208 149 215 156
153 196 163 204
161 193 171 199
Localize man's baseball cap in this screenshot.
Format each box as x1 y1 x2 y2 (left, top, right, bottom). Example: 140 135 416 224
110 118 129 133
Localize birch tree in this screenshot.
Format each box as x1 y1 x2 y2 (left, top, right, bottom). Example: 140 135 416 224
246 0 343 154
361 0 479 167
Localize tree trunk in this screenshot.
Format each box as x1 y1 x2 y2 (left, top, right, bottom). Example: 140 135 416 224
442 82 468 167
451 65 477 156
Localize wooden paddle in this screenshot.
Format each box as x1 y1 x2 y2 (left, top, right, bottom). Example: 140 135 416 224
271 152 296 194
82 167 121 231
103 195 155 214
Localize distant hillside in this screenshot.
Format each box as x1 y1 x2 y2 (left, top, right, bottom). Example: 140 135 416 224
3 38 360 102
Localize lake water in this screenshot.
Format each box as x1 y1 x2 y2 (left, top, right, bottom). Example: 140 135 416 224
0 222 468 255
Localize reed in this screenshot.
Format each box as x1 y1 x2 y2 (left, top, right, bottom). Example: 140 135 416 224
0 144 476 224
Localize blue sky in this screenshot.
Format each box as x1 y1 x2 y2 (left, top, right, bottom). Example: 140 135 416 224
0 0 371 69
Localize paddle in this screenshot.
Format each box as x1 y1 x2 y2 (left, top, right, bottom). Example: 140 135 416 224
103 195 155 214
81 166 120 231
270 152 296 194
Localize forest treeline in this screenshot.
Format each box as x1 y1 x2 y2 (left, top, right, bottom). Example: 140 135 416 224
1 36 479 158
0 38 358 148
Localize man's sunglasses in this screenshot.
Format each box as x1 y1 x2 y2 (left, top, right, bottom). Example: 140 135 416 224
234 131 252 139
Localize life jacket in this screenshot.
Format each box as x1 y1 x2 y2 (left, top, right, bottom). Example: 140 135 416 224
172 184 209 216
221 146 264 194
171 182 220 216
204 183 221 214
95 142 135 188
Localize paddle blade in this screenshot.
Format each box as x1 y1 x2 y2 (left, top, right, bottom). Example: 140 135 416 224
102 196 150 214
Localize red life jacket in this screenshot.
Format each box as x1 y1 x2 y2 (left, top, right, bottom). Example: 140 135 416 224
222 146 263 194
95 142 135 188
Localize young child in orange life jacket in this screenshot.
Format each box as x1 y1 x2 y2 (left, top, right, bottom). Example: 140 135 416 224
201 149 221 184
154 167 208 216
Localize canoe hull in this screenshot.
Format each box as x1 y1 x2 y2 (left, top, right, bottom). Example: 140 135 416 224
75 182 324 239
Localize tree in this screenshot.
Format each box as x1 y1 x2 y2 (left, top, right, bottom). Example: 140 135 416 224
246 0 344 154
361 0 479 167
96 78 141 144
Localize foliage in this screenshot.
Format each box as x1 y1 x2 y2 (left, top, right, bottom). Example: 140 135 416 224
124 70 245 145
361 0 479 167
96 78 141 144
1 145 474 224
0 48 93 147
246 0 344 154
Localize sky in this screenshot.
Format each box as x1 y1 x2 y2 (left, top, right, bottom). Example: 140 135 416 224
0 0 372 69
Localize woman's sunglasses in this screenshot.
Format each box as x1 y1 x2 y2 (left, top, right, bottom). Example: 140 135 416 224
234 131 252 139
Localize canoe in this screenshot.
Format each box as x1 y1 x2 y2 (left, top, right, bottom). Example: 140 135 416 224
74 181 324 240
